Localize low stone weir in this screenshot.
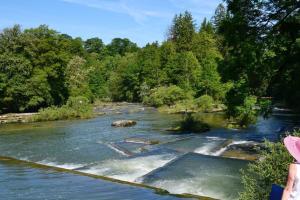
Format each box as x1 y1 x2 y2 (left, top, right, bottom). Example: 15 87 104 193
0 156 216 200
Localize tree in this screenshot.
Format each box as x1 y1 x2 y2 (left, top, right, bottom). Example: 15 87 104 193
143 85 187 107
138 42 163 88
211 3 227 33
108 53 141 101
199 18 214 34
84 37 105 54
107 38 139 56
168 11 196 52
170 51 201 90
216 0 300 125
22 25 79 105
65 56 91 99
192 28 226 100
84 37 107 59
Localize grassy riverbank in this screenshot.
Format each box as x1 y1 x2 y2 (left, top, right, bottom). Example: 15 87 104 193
31 96 93 122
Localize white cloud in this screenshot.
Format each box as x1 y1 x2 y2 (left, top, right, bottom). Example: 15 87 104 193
62 0 172 24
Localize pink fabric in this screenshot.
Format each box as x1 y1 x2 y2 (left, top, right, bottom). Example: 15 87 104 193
284 136 300 162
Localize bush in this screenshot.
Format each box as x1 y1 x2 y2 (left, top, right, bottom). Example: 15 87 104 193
143 85 188 107
158 99 197 113
32 96 93 122
195 95 214 112
239 130 300 200
178 113 210 133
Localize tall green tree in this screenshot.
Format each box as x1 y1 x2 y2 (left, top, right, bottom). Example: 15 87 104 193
170 51 201 90
65 56 92 99
107 38 139 56
84 37 105 54
108 53 141 101
168 11 196 52
138 42 163 88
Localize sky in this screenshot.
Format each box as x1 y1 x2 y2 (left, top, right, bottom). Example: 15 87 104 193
0 0 222 46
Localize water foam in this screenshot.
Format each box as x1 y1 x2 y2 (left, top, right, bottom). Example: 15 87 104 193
37 160 85 170
79 154 177 182
105 143 132 156
205 136 226 141
148 177 238 200
194 140 251 156
194 143 217 155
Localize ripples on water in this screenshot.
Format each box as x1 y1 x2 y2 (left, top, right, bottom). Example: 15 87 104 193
0 104 299 200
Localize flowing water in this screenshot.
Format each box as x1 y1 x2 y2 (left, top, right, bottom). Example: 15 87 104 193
0 104 299 200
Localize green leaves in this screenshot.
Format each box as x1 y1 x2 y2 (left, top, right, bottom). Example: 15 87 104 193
143 85 188 107
168 11 196 52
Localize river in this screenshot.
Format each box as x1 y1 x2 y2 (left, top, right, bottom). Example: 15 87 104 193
0 104 299 200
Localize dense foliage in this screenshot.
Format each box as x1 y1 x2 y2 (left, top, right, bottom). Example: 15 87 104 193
0 0 299 127
239 130 300 200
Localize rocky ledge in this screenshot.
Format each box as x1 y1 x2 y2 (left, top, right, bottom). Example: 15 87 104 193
0 113 38 124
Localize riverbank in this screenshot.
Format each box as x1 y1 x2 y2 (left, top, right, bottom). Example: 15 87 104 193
0 102 143 124
0 101 223 124
0 113 38 124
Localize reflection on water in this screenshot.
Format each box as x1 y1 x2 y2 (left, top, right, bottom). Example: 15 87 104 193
0 104 299 200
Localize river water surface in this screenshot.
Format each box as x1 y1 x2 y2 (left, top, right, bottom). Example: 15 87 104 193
0 104 299 200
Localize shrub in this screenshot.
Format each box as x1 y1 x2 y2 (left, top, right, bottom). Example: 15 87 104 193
195 95 214 112
32 96 93 122
239 130 300 200
178 113 210 133
143 85 188 107
158 99 197 113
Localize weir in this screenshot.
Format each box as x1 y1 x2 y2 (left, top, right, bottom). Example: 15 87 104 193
0 155 215 200
141 153 249 200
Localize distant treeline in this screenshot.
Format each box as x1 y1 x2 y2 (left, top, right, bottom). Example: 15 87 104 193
0 0 299 126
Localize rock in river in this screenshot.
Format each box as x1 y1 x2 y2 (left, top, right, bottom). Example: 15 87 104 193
111 120 137 127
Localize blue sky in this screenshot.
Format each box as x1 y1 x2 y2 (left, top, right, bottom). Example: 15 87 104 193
0 0 221 46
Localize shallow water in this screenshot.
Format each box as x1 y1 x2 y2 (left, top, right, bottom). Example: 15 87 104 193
0 104 299 200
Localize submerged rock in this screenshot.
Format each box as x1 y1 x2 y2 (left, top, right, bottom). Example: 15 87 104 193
125 138 160 145
226 141 265 154
222 150 259 161
221 141 265 160
111 120 137 127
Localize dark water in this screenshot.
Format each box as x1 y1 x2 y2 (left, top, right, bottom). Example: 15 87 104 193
0 104 299 200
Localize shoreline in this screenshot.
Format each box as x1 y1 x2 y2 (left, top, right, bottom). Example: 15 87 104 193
0 113 38 124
